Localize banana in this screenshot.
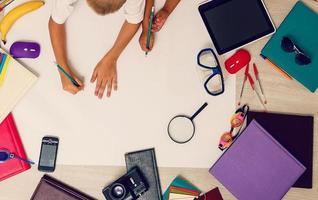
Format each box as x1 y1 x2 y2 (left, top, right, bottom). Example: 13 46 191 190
0 1 45 44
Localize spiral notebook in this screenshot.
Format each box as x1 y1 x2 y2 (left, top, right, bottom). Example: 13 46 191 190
210 120 306 200
0 49 37 123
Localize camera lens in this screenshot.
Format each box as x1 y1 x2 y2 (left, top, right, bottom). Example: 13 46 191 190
111 184 126 199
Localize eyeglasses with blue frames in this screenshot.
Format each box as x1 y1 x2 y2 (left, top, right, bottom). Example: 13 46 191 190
197 48 225 96
0 149 35 165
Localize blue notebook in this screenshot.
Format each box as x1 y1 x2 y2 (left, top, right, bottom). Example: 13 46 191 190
261 1 318 92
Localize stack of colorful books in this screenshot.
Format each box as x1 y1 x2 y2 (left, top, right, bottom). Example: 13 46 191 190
0 52 11 86
163 176 200 200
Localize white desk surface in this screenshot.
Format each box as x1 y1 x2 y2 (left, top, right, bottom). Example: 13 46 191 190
8 0 235 168
1 0 318 199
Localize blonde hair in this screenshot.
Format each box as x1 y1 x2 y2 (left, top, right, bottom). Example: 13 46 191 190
86 0 126 15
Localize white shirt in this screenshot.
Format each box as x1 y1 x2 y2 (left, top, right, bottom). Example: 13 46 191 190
51 0 145 24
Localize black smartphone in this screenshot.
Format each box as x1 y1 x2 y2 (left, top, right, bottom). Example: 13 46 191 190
38 136 59 172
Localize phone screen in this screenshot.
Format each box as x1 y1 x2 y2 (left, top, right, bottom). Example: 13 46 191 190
39 144 57 167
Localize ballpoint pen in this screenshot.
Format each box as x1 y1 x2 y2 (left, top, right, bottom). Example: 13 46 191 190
145 6 155 56
10 153 35 165
238 64 249 106
253 63 267 104
246 73 267 111
53 62 80 87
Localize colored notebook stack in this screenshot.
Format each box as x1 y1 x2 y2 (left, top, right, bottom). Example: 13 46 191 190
31 175 96 200
247 111 314 188
0 48 37 123
0 52 11 86
261 1 318 92
210 120 306 200
0 113 31 181
163 177 200 200
125 148 162 200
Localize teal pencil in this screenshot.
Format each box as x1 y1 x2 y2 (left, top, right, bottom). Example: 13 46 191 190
145 6 155 56
53 62 80 87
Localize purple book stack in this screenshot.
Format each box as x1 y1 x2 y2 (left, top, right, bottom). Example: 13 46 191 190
210 120 306 200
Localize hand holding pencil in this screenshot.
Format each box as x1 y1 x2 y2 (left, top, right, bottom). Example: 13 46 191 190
139 6 155 55
53 62 84 95
139 30 154 53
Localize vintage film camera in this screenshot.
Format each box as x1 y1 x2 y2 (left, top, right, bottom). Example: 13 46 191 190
103 167 148 200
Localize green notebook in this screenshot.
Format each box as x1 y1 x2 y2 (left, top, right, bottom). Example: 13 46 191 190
261 1 318 92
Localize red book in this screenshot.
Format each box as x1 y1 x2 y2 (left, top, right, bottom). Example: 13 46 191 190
0 113 31 181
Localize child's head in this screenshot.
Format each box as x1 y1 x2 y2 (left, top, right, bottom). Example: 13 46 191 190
86 0 126 15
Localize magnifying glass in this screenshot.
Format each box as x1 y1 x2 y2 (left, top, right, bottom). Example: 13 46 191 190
0 149 35 165
168 102 208 144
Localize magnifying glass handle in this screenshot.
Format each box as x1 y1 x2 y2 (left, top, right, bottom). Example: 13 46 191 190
190 102 208 121
10 154 35 165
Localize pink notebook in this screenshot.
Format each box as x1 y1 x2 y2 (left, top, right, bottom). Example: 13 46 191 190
0 113 31 181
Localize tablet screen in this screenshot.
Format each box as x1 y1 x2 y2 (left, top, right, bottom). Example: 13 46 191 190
199 0 275 54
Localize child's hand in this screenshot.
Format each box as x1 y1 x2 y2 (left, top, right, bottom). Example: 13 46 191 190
152 8 170 32
139 31 154 52
60 69 84 95
90 54 118 99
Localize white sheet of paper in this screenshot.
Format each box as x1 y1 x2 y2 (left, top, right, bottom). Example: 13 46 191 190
0 49 37 123
7 0 235 167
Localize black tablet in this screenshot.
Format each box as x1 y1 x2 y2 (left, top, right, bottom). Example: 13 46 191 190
199 0 275 55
